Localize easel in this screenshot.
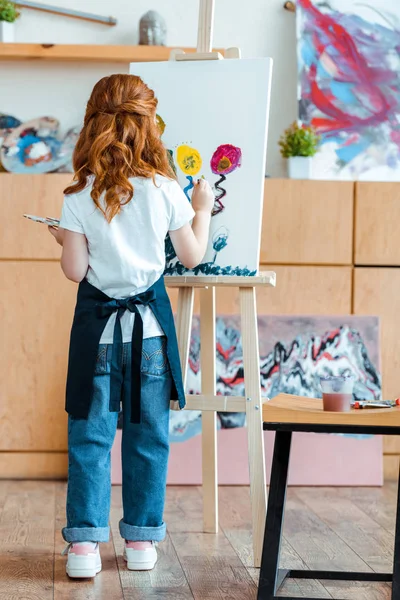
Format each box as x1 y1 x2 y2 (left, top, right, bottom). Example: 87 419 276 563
166 0 276 568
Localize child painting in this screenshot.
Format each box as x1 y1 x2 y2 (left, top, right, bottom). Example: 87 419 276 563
48 74 213 578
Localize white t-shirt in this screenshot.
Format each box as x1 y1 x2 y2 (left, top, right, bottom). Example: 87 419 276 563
60 175 195 343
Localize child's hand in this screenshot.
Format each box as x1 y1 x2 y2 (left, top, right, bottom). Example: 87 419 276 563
191 179 214 215
48 225 65 246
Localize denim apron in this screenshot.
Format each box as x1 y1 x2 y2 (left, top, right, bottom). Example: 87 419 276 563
65 276 185 424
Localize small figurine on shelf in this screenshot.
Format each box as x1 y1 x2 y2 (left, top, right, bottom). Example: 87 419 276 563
139 10 166 46
0 0 20 43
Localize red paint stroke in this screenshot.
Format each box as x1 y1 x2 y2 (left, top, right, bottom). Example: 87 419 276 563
221 375 244 387
391 129 400 148
216 342 236 361
270 365 280 376
309 66 391 134
188 358 199 374
312 328 341 360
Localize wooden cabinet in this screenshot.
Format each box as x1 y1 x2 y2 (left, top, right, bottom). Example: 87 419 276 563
0 262 77 451
0 174 71 259
355 182 400 266
261 179 354 265
0 452 68 479
353 267 400 474
0 175 76 477
257 266 352 314
353 268 400 400
168 266 352 315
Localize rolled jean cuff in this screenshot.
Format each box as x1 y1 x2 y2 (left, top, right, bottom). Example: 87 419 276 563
62 526 110 543
119 519 166 542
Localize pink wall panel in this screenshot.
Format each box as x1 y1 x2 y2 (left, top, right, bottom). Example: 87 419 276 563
112 428 383 487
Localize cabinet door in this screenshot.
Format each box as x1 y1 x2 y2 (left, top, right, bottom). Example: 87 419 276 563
167 266 352 315
354 267 400 465
353 267 400 399
0 173 71 259
0 262 77 451
355 182 400 265
261 179 354 265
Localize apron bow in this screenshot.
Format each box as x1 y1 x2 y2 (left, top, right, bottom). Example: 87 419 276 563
96 289 157 424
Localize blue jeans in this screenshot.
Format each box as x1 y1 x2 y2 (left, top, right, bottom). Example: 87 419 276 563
62 336 172 544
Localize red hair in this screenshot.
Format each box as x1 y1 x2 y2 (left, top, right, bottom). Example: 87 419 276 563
64 74 174 222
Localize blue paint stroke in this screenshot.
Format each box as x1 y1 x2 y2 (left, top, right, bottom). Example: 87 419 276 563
183 176 194 202
164 262 257 277
330 81 357 105
165 234 176 262
335 140 369 163
212 228 229 262
301 40 316 67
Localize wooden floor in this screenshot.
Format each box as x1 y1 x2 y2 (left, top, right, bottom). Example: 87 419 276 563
0 481 396 599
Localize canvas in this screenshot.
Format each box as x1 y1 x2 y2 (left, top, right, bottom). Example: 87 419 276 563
130 59 272 276
168 314 381 442
297 0 400 181
0 116 76 174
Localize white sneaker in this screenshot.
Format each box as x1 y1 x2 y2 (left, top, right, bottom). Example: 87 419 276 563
63 542 102 578
123 541 157 571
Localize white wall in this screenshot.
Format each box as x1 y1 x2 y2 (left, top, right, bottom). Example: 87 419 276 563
0 0 297 176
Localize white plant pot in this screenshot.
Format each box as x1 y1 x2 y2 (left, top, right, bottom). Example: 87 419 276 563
287 156 313 179
0 21 15 43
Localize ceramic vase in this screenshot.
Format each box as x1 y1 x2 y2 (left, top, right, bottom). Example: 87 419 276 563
288 156 313 179
0 21 15 43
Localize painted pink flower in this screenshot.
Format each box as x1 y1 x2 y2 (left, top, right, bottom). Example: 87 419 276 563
210 144 242 175
209 144 242 217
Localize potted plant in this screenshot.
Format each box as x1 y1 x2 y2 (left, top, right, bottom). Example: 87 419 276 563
0 0 20 43
279 121 320 179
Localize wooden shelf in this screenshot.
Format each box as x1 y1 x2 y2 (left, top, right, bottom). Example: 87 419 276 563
0 43 196 63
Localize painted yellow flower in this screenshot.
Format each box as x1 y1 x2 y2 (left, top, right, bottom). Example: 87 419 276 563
176 144 202 176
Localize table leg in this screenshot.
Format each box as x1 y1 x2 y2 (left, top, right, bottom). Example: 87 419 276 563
393 462 400 599
257 430 292 600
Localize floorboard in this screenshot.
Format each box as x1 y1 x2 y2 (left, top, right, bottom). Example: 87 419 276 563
0 481 55 600
0 482 395 600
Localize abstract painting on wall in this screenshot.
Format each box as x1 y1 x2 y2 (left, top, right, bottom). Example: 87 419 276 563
168 315 381 442
297 0 400 181
130 59 272 276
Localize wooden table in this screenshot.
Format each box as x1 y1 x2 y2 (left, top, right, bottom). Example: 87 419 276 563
258 394 400 600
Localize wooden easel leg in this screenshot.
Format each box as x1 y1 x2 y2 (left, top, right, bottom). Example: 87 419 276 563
197 0 215 53
176 287 194 387
240 287 267 568
200 286 218 533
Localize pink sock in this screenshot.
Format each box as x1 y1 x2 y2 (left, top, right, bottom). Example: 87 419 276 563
126 540 153 549
70 542 97 554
